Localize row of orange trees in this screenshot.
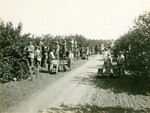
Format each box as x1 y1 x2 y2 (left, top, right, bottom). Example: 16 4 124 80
113 11 150 77
0 19 111 82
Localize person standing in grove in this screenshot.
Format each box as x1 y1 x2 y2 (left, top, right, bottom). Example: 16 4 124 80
47 48 55 73
103 52 113 75
44 46 49 67
34 46 41 70
68 50 74 70
86 46 90 59
25 41 35 68
34 46 41 78
62 40 67 59
55 42 60 60
74 40 78 58
39 40 45 67
117 51 125 76
24 41 35 81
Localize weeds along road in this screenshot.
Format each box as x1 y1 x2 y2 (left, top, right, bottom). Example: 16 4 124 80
7 54 150 113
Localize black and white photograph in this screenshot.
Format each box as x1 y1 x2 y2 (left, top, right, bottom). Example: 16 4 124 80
0 0 150 113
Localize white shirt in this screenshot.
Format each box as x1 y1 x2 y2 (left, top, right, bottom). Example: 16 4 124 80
104 51 111 57
28 45 34 58
117 55 125 64
69 53 74 59
50 52 55 59
35 49 41 61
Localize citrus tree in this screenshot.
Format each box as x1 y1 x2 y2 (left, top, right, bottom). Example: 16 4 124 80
113 11 150 77
0 20 30 81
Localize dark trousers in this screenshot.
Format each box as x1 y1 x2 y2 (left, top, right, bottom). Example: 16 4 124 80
48 61 53 72
118 64 125 76
41 56 46 67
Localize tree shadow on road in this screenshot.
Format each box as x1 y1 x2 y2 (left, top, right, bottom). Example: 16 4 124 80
40 70 49 73
72 72 150 96
37 104 150 113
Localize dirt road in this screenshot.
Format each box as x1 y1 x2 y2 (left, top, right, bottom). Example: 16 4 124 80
6 55 150 113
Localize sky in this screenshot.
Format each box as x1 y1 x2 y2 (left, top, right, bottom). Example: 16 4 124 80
0 0 150 40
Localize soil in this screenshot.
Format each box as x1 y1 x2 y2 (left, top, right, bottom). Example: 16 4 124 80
0 57 89 113
1 54 150 113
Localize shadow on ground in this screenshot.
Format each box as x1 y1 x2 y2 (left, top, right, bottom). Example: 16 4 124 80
40 70 49 73
37 104 150 113
72 72 150 96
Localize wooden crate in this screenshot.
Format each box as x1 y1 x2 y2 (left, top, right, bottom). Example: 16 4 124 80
59 60 68 65
113 68 119 76
97 68 103 76
58 65 64 72
52 60 59 65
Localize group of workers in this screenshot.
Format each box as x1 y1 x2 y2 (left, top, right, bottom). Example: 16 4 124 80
24 39 97 74
24 40 76 73
102 48 125 76
25 39 125 76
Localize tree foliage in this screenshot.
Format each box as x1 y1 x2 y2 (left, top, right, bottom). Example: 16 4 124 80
113 11 150 76
0 20 30 81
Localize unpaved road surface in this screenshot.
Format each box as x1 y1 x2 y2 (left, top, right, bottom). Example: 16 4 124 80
6 55 150 113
